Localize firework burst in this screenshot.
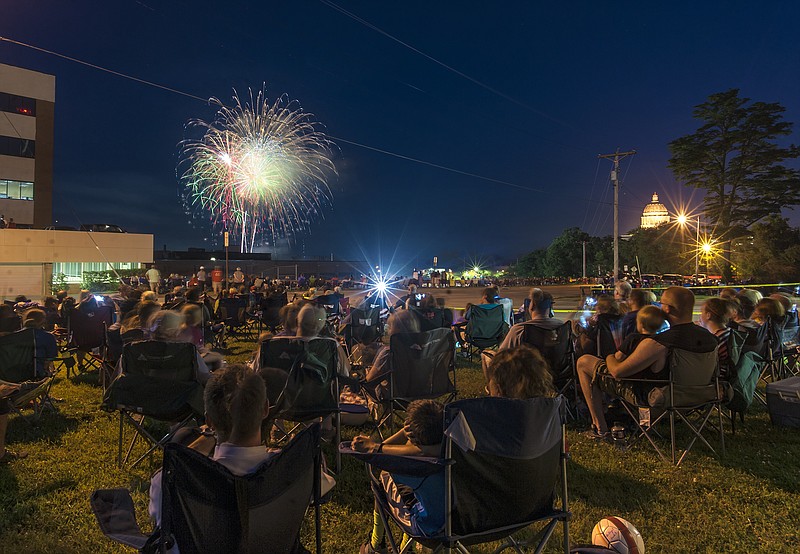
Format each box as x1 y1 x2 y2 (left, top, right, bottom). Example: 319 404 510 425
179 89 336 251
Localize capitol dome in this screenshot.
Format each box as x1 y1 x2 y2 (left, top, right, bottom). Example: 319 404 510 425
641 192 670 228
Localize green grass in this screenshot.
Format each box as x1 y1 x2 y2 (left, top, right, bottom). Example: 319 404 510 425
1 339 798 553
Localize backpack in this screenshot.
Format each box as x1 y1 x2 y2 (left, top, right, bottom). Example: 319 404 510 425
724 329 764 413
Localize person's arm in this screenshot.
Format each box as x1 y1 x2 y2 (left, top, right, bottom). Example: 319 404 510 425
350 433 423 456
604 338 665 378
614 350 626 361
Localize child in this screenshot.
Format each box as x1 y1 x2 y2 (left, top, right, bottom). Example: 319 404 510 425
614 305 666 363
352 400 444 554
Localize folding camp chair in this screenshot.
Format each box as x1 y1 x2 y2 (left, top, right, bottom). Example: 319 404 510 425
257 291 288 334
614 346 725 466
409 307 449 332
66 303 115 386
91 425 323 554
314 294 342 322
343 306 383 354
754 316 794 405
102 340 204 469
362 328 457 437
260 337 345 472
458 304 507 360
218 297 257 340
0 329 55 419
521 321 578 405
341 396 571 554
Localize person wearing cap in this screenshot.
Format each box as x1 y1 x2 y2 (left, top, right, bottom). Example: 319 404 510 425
232 267 245 285
211 265 224 295
196 266 207 291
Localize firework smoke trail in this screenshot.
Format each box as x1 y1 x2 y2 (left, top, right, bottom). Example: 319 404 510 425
179 89 336 250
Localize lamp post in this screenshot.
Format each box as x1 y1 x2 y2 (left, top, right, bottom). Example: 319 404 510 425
676 214 701 277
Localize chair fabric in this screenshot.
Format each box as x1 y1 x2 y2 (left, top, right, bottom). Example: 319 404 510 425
0 329 53 412
521 322 575 389
647 349 719 408
464 304 507 350
161 426 319 554
388 328 456 401
346 307 382 346
260 337 339 421
104 340 203 420
409 307 449 332
68 304 114 350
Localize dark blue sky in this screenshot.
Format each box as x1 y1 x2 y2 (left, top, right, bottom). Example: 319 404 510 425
2 1 799 271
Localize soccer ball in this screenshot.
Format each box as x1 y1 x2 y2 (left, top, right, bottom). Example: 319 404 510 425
591 517 645 554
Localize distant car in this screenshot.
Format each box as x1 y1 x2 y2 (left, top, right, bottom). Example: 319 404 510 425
79 223 126 233
661 273 684 285
44 225 78 231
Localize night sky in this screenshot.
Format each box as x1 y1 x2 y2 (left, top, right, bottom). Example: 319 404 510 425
2 1 799 271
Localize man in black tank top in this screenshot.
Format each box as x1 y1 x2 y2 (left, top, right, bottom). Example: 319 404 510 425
576 287 716 438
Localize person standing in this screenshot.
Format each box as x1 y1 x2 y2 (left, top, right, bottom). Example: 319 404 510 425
211 266 224 295
196 266 207 291
6 218 16 229
145 265 161 293
232 267 245 286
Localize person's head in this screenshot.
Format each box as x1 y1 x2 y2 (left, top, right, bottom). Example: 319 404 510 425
172 286 183 296
148 310 184 340
297 304 326 337
136 300 161 327
181 303 202 327
738 288 763 306
387 309 420 336
754 297 785 323
229 287 239 296
43 296 58 310
408 284 417 295
660 286 695 324
769 293 793 314
405 400 444 455
14 295 28 303
528 288 554 317
78 290 92 303
279 303 302 334
700 298 730 331
185 287 201 302
719 288 738 301
481 287 497 304
420 293 437 310
204 364 268 444
628 289 656 311
22 309 47 329
636 305 666 335
486 344 556 399
595 294 622 316
56 290 68 302
141 290 158 303
614 281 632 302
735 292 756 319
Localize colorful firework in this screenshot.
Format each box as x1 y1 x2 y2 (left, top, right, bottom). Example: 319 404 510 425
179 89 336 251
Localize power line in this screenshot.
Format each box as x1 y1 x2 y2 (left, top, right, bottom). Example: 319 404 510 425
318 0 572 128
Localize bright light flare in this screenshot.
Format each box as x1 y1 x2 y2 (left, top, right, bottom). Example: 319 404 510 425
702 242 713 253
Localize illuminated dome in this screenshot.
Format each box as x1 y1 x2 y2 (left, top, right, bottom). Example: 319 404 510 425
641 193 670 228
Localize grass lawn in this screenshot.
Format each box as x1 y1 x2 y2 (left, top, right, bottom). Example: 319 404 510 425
0 336 798 553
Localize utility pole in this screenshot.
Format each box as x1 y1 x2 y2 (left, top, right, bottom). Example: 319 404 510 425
582 241 587 280
598 149 636 282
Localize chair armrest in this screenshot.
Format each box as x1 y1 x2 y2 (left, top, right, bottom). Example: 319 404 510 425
89 488 151 550
339 445 447 477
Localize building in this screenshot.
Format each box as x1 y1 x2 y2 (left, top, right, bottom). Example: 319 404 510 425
0 63 153 298
0 63 55 228
640 192 670 229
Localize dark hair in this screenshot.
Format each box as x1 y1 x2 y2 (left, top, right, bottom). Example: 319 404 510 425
204 364 267 443
529 288 554 314
629 289 655 310
488 344 556 399
595 294 622 316
481 287 497 303
735 292 755 319
22 308 46 329
279 303 301 333
703 297 731 327
185 287 201 302
405 400 443 447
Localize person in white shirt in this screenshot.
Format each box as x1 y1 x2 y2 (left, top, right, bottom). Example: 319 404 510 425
149 364 274 526
145 266 161 293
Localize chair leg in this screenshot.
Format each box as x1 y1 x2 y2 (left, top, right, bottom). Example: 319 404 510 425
717 404 726 458
669 409 676 465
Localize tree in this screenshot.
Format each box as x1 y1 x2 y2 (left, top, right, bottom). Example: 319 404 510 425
543 227 590 277
620 227 682 275
732 215 800 282
668 89 800 280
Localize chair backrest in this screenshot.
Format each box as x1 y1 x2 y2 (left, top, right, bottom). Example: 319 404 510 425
219 297 247 325
259 293 287 327
651 347 720 408
465 304 507 348
443 396 565 537
349 307 382 344
0 314 22 334
69 304 114 349
779 311 799 346
594 313 624 358
409 307 448 332
314 294 340 316
0 328 36 383
521 322 574 386
105 340 203 419
260 337 339 420
389 328 456 399
161 425 319 554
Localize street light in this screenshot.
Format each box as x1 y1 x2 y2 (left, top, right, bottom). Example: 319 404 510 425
676 213 701 277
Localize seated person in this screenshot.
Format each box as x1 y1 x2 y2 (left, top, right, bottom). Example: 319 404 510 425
614 280 633 312
293 304 350 377
0 383 26 462
119 300 161 336
496 288 563 351
20 309 58 378
393 284 418 311
353 344 556 554
453 287 504 344
149 364 275 526
731 293 758 331
698 298 733 376
620 289 657 338
753 297 785 325
572 294 624 357
365 310 420 389
0 304 21 336
614 305 667 368
576 286 718 440
409 294 447 331
492 286 514 328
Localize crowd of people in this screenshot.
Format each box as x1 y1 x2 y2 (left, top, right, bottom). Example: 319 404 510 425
1 275 797 551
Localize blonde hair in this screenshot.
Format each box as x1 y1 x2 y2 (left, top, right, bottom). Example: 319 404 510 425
180 303 203 327
149 310 184 340
636 305 666 334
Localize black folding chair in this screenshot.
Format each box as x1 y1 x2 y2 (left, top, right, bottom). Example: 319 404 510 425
0 329 55 419
218 297 257 340
102 340 204 469
409 307 449 332
341 396 571 553
66 303 115 387
343 306 383 353
362 328 457 438
614 347 725 466
260 337 344 472
522 322 578 407
257 292 288 334
91 425 323 554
